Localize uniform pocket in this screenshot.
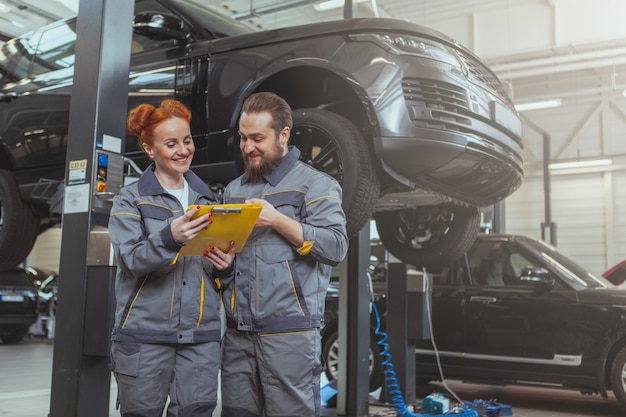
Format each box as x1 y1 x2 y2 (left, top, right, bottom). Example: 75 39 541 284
257 242 295 264
112 342 141 378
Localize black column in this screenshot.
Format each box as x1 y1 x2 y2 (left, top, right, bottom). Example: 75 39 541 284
49 1 133 416
336 226 371 416
380 260 416 405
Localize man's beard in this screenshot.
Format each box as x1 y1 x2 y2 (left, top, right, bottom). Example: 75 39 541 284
243 146 283 183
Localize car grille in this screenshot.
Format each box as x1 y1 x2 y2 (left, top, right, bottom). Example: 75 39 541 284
402 78 478 135
455 49 513 106
403 78 470 116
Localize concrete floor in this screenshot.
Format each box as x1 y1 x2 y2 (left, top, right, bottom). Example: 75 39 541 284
1 337 624 417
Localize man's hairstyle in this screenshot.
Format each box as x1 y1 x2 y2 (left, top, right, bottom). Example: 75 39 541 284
241 92 293 138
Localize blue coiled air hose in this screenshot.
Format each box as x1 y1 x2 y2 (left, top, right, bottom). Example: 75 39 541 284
371 302 478 417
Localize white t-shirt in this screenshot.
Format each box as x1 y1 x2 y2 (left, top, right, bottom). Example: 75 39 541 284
165 178 189 209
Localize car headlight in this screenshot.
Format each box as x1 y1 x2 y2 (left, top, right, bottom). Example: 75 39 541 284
352 33 462 69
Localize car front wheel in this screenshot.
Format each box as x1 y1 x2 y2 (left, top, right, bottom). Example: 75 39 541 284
291 109 380 239
610 345 626 410
0 327 29 344
0 169 40 271
322 328 383 391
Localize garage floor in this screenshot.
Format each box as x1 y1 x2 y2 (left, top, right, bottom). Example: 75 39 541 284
1 337 623 417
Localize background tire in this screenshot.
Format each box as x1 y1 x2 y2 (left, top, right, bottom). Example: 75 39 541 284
610 345 626 411
0 327 28 344
0 169 40 271
375 204 481 266
322 328 383 391
292 109 379 239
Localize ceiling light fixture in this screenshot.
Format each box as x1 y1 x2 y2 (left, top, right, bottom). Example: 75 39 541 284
314 0 368 12
548 158 612 170
514 98 562 112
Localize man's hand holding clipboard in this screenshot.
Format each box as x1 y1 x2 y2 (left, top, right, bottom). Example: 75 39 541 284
177 203 263 257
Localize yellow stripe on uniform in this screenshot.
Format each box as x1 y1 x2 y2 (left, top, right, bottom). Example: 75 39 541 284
122 275 148 328
286 261 305 315
197 271 205 327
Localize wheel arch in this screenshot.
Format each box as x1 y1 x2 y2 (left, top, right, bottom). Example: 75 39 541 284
0 145 13 170
254 65 382 170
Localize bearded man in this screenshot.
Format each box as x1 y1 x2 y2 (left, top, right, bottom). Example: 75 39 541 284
219 92 348 417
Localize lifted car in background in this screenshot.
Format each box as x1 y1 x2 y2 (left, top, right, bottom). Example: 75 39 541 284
0 269 38 344
604 259 626 287
323 234 626 410
0 0 522 270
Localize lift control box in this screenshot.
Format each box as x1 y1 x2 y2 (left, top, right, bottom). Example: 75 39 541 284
406 270 432 340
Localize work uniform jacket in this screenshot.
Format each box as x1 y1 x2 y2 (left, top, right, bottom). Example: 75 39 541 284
222 146 348 333
108 164 232 344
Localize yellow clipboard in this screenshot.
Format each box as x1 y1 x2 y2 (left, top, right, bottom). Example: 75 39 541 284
177 203 262 256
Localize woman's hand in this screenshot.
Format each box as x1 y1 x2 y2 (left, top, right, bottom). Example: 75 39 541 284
203 241 236 271
170 205 212 244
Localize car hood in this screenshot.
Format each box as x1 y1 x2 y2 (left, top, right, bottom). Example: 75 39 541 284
211 17 467 55
575 287 626 307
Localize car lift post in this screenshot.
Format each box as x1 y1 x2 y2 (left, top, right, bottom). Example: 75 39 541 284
380 257 432 407
379 257 416 405
48 1 133 416
336 225 371 416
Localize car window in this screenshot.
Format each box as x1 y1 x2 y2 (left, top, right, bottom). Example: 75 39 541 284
468 241 532 287
0 31 41 87
4 0 183 85
168 0 255 38
30 20 77 77
520 237 608 288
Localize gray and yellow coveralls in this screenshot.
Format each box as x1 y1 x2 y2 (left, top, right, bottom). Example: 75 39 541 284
108 165 233 417
220 147 348 417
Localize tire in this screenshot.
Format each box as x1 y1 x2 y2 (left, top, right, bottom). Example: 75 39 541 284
0 169 40 271
322 328 383 391
291 109 379 239
375 204 481 266
0 327 28 344
611 345 626 410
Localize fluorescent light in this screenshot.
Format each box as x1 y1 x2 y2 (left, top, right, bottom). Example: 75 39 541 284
515 98 562 112
549 158 612 170
314 0 368 12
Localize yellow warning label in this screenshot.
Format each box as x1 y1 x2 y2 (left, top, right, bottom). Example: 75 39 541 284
69 159 88 170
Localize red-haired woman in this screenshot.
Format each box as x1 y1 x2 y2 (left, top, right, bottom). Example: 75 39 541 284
108 99 234 417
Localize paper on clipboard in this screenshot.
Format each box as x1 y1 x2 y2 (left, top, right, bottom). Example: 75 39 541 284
177 203 262 256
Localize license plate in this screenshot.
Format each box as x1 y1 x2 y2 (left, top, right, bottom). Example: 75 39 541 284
491 100 523 137
1 294 24 302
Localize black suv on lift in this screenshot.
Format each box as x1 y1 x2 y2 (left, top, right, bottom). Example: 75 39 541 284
0 0 523 270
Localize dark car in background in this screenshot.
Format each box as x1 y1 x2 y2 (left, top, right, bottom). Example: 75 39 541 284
322 234 626 410
26 267 57 339
0 269 38 344
0 0 523 271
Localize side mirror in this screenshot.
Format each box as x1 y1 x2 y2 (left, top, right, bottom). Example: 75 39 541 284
519 266 554 289
133 12 191 43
